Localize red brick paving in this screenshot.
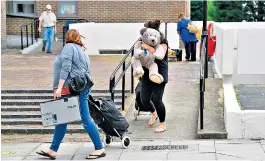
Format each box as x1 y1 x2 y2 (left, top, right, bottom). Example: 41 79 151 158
1 42 133 90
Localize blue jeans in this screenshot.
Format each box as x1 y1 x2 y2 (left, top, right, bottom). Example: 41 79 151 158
43 27 54 52
50 89 103 152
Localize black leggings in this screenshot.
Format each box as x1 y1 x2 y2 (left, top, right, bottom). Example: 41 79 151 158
185 41 197 61
140 80 166 122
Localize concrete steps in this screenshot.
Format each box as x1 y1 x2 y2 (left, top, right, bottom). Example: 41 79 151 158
1 118 80 125
1 93 123 100
1 89 130 134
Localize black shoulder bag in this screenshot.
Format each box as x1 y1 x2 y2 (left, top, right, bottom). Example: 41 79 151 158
68 45 94 95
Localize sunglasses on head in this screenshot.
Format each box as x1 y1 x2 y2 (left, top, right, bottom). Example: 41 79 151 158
71 29 86 39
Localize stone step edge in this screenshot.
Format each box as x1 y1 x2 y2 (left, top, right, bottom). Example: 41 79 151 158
196 112 227 139
1 98 124 102
1 106 122 117
1 101 123 106
1 105 121 111
1 120 81 125
1 89 131 93
1 128 89 134
197 130 228 139
1 96 125 100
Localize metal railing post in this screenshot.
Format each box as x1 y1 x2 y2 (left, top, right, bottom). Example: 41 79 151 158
63 26 66 46
204 34 208 78
165 22 168 39
21 27 23 50
200 75 204 129
26 25 29 47
37 20 39 41
34 20 37 41
31 23 33 45
122 55 126 110
110 76 115 101
203 0 208 78
131 49 134 94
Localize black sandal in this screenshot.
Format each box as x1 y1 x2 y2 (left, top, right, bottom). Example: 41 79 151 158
36 150 56 160
86 152 106 160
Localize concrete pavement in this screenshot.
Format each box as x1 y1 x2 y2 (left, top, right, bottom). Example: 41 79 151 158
2 140 265 160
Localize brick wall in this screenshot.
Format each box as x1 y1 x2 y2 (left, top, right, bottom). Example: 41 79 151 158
7 1 187 36
6 17 35 35
78 1 185 23
1 0 7 49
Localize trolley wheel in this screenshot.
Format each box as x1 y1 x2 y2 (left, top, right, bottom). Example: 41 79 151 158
103 135 112 146
134 110 138 120
121 136 131 149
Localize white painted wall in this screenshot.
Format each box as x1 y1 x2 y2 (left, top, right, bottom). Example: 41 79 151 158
213 22 265 84
224 83 265 139
70 22 180 55
69 21 204 55
236 28 265 74
216 22 265 139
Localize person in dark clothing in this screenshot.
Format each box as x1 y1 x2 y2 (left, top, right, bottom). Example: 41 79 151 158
140 20 168 133
177 13 198 61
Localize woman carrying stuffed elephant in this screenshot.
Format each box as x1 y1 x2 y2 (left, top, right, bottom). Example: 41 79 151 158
132 20 168 133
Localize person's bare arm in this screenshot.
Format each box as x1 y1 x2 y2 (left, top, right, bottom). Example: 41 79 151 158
141 43 167 60
141 44 156 53
38 21 42 32
152 44 167 60
54 14 57 33
54 79 65 99
38 13 43 32
54 23 56 34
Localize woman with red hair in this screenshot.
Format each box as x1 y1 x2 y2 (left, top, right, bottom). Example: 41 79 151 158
36 29 106 160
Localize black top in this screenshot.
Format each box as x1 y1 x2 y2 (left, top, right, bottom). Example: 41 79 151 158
142 39 168 84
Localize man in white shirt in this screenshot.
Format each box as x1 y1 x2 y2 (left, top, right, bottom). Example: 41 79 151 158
38 4 57 54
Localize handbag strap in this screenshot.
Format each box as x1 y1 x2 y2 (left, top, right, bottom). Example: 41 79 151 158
71 44 89 76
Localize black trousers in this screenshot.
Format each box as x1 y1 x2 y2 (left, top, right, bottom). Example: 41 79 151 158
185 41 197 61
140 80 166 122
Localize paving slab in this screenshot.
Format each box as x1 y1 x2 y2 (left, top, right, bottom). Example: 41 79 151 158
73 154 120 160
215 142 265 160
215 154 250 160
1 143 40 158
215 140 260 144
1 156 24 161
119 152 168 160
24 155 72 160
170 140 215 153
167 151 216 160
1 143 41 149
76 142 124 155
29 143 82 156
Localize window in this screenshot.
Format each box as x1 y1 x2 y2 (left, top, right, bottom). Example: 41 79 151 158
59 1 77 17
6 0 36 17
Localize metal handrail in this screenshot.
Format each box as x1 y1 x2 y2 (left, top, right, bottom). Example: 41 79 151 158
109 38 140 110
20 19 39 50
20 18 89 50
199 32 208 130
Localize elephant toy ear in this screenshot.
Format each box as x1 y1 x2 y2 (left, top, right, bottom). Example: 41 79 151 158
140 28 147 35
